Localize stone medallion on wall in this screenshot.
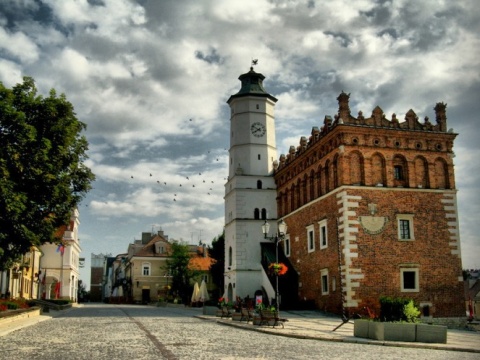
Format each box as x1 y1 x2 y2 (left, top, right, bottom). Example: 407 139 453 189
358 216 388 235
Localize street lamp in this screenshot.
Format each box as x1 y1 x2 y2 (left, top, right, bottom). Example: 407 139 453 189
261 219 287 312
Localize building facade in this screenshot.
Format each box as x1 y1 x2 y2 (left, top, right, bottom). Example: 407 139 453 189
39 208 82 302
224 69 464 318
274 92 464 317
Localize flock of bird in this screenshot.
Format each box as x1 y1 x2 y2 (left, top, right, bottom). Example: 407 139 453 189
128 170 227 202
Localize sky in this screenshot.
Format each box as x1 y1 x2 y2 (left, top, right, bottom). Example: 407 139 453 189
1 0 479 287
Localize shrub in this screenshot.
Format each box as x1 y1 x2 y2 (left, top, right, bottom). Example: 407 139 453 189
379 296 412 322
1 301 19 310
403 300 421 323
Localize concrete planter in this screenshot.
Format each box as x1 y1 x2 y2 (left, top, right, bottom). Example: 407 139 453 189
353 319 370 338
368 321 385 340
416 323 447 344
202 306 219 316
354 320 447 344
384 322 416 342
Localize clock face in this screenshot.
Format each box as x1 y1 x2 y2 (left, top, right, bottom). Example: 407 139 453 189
251 122 266 137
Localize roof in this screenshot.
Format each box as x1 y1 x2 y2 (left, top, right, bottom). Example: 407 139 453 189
227 68 277 103
132 234 171 257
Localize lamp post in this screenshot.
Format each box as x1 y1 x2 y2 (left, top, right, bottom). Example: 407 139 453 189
261 219 287 312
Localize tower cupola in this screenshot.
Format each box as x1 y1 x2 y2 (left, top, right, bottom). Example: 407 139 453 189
227 67 277 103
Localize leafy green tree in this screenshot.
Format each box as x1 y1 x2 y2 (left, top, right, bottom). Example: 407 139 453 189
166 241 199 304
208 231 225 300
0 77 95 269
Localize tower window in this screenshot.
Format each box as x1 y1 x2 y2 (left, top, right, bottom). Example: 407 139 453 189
256 104 259 109
258 154 261 160
261 208 267 220
257 180 262 189
254 208 260 220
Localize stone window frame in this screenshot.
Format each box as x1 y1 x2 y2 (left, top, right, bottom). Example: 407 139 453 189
318 219 328 249
321 268 329 295
397 214 415 241
400 267 419 292
142 262 151 276
307 224 315 253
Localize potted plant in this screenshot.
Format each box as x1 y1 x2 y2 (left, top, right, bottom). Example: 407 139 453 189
268 262 288 276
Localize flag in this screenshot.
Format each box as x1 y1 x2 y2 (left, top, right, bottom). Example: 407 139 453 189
54 282 61 299
56 244 65 255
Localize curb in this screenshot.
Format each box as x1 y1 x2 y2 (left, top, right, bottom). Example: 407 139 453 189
195 315 480 354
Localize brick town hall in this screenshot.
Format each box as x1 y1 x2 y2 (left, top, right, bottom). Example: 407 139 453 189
223 67 464 319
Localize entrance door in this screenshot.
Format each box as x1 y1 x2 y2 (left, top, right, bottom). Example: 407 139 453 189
142 288 150 304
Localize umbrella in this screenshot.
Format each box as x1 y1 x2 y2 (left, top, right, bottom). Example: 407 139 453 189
199 279 210 302
191 282 200 303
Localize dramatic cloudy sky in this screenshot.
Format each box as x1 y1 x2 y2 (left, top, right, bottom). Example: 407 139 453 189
1 0 479 286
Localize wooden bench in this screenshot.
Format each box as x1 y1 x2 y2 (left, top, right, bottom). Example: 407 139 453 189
220 306 233 318
240 308 253 323
259 310 288 328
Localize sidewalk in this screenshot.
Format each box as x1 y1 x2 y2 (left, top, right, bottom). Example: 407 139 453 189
196 310 480 354
0 304 81 337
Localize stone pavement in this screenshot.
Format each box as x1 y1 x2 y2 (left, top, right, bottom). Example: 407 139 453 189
195 309 480 354
1 305 479 354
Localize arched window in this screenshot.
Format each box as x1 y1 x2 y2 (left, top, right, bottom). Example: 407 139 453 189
310 170 315 200
349 151 363 185
303 175 308 205
228 246 233 267
393 155 408 187
325 160 330 193
317 166 322 196
371 153 386 186
254 208 260 220
434 158 449 189
257 180 262 189
261 208 267 220
414 156 429 188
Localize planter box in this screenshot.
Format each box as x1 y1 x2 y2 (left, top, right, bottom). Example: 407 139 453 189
355 321 447 344
202 306 219 316
253 316 261 325
368 321 385 340
384 322 416 342
353 319 370 338
416 323 447 344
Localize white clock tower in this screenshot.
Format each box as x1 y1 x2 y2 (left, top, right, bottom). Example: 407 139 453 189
224 67 279 302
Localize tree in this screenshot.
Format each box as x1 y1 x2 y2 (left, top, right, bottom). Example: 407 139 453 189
165 241 199 304
208 231 225 299
0 77 95 269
